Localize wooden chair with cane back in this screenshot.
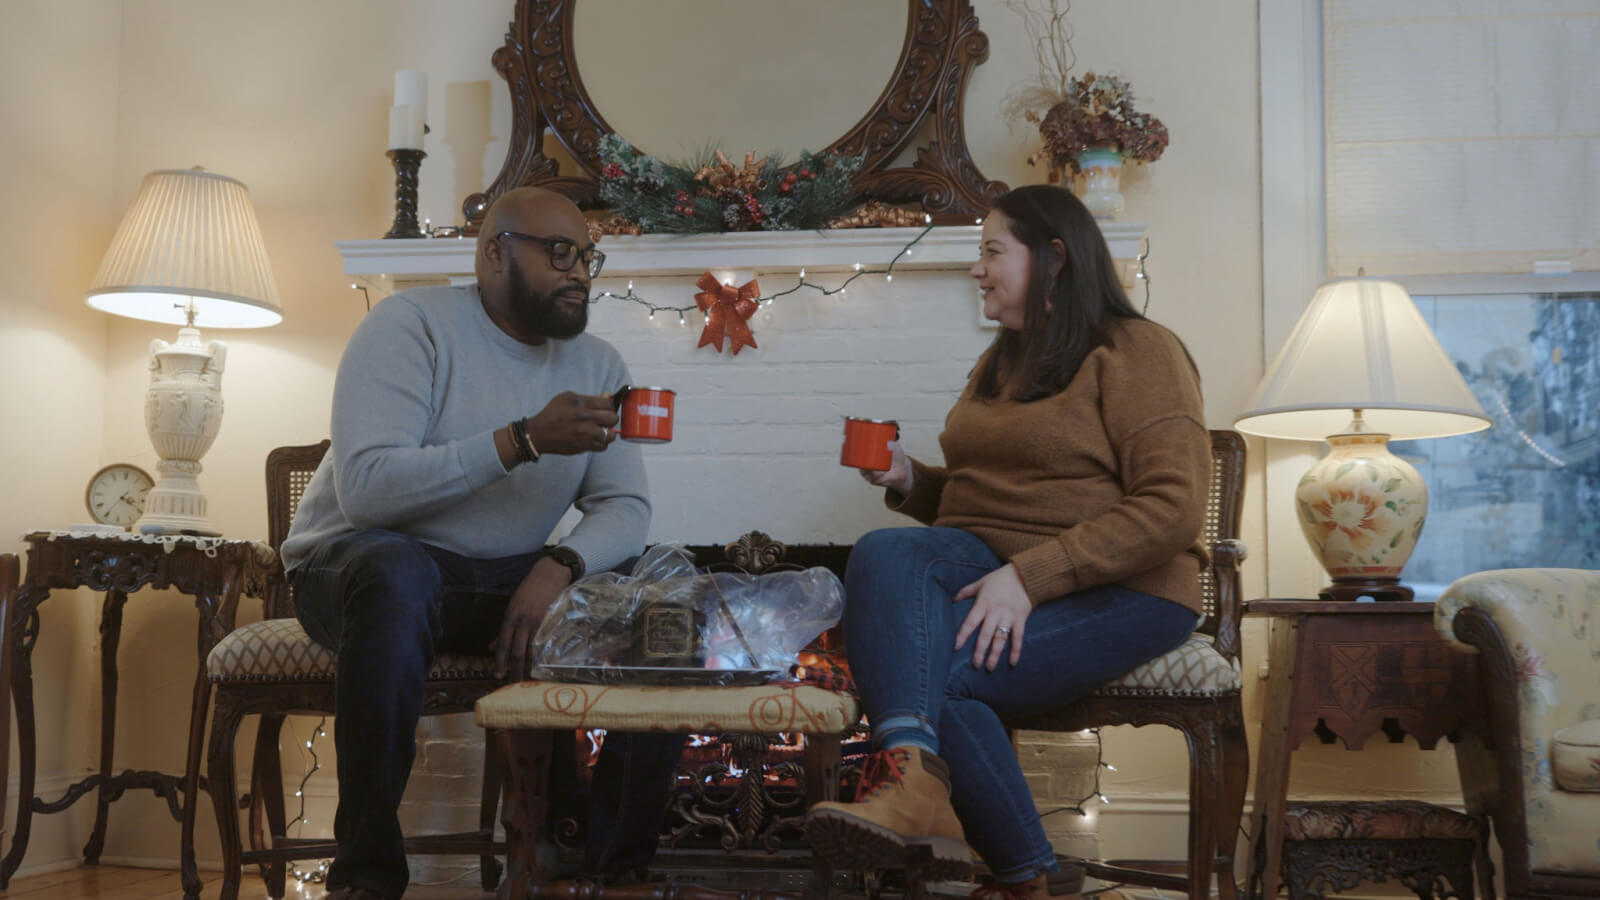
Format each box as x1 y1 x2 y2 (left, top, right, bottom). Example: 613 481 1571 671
195 440 506 899
1003 429 1250 900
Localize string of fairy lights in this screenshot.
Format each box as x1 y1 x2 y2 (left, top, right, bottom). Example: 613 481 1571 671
1042 728 1118 818
348 220 1153 323
289 719 331 887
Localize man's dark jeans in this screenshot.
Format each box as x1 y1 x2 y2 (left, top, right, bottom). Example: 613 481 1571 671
292 528 684 899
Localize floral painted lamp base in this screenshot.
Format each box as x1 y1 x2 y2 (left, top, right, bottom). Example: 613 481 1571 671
1075 147 1126 220
1294 430 1426 602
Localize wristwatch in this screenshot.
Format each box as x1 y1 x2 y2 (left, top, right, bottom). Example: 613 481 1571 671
546 545 586 581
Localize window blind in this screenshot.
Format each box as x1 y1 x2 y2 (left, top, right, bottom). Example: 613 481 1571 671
1324 2 1600 277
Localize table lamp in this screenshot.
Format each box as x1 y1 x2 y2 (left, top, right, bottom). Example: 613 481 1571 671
1234 278 1490 601
86 167 281 536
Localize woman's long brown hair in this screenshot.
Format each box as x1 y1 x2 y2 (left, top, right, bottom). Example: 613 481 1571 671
972 185 1145 402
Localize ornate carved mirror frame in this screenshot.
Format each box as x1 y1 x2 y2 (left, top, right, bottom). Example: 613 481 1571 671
463 0 1008 231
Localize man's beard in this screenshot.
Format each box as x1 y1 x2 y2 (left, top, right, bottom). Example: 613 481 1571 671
507 256 588 339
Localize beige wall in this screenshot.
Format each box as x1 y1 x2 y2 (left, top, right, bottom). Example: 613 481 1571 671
0 0 124 861
0 0 1464 877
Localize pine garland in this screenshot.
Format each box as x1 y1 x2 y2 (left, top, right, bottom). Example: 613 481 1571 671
597 135 863 234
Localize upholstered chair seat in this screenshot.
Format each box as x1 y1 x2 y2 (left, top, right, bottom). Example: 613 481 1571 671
208 617 498 682
1094 633 1241 698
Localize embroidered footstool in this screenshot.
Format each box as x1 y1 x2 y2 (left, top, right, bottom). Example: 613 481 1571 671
1279 801 1488 900
475 678 860 900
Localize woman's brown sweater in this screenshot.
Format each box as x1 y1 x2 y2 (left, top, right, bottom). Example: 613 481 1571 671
889 317 1211 614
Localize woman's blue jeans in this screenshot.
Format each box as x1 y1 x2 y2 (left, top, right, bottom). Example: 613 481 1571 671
291 528 683 898
843 527 1198 883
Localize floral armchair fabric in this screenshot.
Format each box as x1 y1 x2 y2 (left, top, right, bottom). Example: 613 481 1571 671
1436 568 1600 893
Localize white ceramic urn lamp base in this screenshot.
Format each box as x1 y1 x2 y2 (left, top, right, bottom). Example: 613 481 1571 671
138 321 226 536
1294 411 1425 602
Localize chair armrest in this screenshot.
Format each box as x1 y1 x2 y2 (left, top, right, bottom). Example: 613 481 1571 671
1437 567 1599 742
1212 538 1248 567
1435 568 1600 658
213 545 291 640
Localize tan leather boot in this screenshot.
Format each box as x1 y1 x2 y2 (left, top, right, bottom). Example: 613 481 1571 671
804 746 971 879
970 863 1086 899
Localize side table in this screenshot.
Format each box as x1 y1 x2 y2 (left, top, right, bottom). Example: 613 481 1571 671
0 531 279 897
1243 601 1491 900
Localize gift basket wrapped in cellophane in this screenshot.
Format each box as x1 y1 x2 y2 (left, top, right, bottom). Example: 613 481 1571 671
529 543 844 685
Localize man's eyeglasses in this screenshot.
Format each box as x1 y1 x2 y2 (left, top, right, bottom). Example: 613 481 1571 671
497 230 606 278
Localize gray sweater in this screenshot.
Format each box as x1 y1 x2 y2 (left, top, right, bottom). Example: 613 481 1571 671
279 285 650 575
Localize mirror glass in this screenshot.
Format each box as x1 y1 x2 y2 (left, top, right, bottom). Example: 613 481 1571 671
572 0 907 161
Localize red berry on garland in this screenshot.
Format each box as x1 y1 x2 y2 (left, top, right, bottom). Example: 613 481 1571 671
799 168 813 178
603 162 624 178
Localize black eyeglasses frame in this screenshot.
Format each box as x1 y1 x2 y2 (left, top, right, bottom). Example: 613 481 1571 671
496 230 606 278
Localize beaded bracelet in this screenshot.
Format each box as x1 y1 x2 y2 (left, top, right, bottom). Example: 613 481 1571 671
509 418 540 464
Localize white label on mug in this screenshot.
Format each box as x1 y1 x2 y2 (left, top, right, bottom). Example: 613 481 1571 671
640 404 670 418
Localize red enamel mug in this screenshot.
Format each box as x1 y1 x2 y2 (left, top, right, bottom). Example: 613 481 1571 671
840 417 899 471
613 385 675 443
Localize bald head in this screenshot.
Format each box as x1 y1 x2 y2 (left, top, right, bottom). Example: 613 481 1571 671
474 187 596 344
476 187 589 280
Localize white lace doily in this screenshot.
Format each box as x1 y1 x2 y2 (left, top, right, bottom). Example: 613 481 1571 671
28 528 271 561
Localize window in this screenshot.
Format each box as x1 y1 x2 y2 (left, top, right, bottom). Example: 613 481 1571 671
1392 292 1600 600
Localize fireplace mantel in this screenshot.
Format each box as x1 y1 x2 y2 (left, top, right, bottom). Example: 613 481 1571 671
337 223 1146 288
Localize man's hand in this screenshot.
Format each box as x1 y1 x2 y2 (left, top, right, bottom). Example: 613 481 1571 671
524 392 621 456
494 556 573 678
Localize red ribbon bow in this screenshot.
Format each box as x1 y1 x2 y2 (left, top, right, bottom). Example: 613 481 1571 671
694 272 760 354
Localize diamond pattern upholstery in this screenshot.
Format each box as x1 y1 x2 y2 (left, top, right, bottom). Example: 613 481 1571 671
1095 633 1241 697
207 617 497 681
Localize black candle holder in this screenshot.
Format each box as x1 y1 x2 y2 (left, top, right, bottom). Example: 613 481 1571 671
384 148 427 239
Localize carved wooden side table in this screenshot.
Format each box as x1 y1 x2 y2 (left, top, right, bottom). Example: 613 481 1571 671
1243 601 1492 900
0 531 279 897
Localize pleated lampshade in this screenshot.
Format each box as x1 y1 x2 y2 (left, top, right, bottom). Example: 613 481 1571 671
86 167 282 328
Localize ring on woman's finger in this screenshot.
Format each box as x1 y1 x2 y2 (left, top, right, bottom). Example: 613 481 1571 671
995 626 1012 636
600 425 610 441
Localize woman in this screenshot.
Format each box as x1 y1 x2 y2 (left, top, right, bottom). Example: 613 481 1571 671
803 185 1211 899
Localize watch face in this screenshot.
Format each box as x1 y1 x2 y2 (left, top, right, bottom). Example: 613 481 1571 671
86 464 155 528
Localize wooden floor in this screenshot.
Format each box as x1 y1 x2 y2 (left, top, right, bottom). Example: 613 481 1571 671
2 864 1055 899
0 864 497 899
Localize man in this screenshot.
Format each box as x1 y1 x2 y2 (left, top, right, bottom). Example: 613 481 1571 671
281 187 681 900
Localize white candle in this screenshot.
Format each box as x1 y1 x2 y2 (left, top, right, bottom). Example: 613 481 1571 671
393 70 427 123
388 103 424 150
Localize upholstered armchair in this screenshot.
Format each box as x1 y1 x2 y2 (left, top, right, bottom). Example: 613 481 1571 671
1436 568 1600 899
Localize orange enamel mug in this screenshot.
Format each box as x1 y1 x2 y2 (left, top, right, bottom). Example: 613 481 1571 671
840 417 899 471
613 385 676 443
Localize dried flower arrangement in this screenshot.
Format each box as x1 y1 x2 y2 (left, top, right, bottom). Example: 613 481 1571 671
1030 71 1168 173
1002 0 1169 174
